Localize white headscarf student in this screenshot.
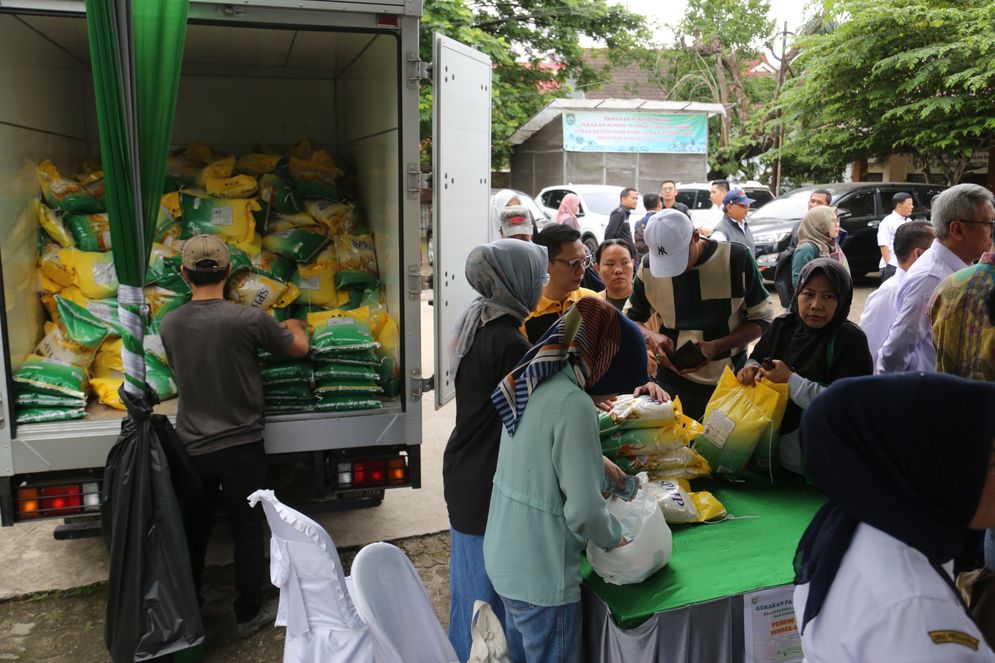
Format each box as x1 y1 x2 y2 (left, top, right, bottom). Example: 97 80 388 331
443 239 548 660
489 189 524 242
793 373 995 663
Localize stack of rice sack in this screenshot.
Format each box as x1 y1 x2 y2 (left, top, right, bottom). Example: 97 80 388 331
599 395 727 525
164 139 398 414
13 161 180 423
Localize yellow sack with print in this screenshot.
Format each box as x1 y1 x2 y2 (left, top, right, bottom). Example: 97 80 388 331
180 192 259 252
196 155 235 187
293 269 338 307
35 200 75 248
648 479 727 524
94 337 124 379
693 367 783 475
304 199 355 232
59 249 119 299
205 174 258 199
39 244 75 292
235 153 281 178
227 271 290 310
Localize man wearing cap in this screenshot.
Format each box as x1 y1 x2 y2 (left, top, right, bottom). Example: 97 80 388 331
709 188 757 255
877 192 915 283
628 211 774 419
161 234 310 638
499 205 534 241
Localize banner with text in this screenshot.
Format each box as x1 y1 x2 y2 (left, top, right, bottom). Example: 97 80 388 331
562 110 708 154
743 585 804 663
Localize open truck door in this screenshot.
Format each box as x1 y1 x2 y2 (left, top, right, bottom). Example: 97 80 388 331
432 33 492 409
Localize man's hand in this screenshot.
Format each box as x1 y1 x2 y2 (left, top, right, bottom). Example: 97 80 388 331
603 456 627 493
758 359 792 384
737 365 761 386
284 318 306 332
647 350 659 377
633 381 671 403
644 331 677 372
283 318 310 357
595 397 617 413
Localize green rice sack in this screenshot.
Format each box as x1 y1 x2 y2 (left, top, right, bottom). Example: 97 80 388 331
35 296 110 369
261 362 313 386
264 382 314 403
314 378 382 395
310 318 379 354
258 174 301 215
64 213 112 251
313 363 379 383
145 353 178 401
313 349 381 367
313 394 382 412
15 390 84 408
17 406 86 424
13 357 88 400
262 226 329 263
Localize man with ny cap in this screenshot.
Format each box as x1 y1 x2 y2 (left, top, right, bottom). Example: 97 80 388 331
627 211 774 419
160 234 309 638
709 187 757 255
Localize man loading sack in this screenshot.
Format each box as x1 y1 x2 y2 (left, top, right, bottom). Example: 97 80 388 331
627 211 774 420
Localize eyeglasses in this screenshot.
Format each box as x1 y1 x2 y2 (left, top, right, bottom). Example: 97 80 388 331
550 255 593 271
955 219 995 234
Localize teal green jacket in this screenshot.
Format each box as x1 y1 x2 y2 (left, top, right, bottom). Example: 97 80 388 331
483 368 622 606
791 242 821 290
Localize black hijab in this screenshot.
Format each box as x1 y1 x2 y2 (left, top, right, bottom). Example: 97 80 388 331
794 373 995 632
750 258 872 432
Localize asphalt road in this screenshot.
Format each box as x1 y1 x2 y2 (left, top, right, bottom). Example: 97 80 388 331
0 278 880 600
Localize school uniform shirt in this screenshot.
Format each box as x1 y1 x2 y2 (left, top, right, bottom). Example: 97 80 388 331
627 240 774 385
879 240 969 374
876 211 909 269
795 522 995 662
520 287 601 343
860 266 906 371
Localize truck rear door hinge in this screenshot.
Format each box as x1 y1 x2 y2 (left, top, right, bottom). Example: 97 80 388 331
409 372 435 400
406 163 429 200
407 54 430 89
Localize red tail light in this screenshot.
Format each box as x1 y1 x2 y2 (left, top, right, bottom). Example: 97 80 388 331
353 460 387 487
40 485 83 515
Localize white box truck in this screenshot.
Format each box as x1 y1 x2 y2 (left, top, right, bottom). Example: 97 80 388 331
0 0 492 534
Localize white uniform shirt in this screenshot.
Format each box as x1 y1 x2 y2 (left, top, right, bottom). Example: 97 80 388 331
795 523 995 662
877 211 909 268
878 240 968 373
860 267 906 372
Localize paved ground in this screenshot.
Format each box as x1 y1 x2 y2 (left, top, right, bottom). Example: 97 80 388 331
0 280 879 660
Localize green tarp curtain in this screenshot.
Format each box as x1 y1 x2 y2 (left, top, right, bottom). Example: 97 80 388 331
86 0 187 396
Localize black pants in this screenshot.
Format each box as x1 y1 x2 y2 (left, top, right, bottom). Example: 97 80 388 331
880 264 897 284
183 441 267 623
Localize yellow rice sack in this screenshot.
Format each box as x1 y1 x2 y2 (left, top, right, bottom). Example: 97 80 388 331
196 155 235 187
59 249 119 299
304 199 355 232
205 174 258 199
235 153 281 178
35 200 75 248
292 269 338 307
227 272 289 310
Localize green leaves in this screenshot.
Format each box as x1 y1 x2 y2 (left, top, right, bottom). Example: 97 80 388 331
420 0 651 168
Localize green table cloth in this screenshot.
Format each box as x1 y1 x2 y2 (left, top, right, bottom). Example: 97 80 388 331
583 476 825 629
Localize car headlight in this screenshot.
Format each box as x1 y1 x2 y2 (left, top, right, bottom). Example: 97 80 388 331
753 230 790 245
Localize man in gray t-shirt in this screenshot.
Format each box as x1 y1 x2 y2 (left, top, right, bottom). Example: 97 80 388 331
161 234 308 637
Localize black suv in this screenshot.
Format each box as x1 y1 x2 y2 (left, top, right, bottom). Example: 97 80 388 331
750 182 947 278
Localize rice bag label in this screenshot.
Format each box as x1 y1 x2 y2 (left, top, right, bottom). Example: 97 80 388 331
325 317 355 327
703 411 735 449
93 261 117 287
210 206 234 227
298 276 320 291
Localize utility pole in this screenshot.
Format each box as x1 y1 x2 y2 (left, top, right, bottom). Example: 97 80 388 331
772 21 788 197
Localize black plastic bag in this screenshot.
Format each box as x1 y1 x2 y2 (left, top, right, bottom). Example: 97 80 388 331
102 386 204 662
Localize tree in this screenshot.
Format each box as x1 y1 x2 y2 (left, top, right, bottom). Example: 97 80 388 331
779 0 995 184
419 0 650 169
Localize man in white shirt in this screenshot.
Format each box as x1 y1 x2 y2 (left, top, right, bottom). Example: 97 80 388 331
699 179 728 232
860 221 934 371
877 192 914 283
879 183 995 373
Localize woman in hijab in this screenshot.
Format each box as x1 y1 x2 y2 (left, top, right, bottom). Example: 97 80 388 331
793 373 995 662
556 193 582 230
443 239 548 660
738 258 872 474
791 205 849 289
483 296 668 663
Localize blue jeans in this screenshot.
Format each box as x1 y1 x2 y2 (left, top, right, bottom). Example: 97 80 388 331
500 596 582 663
448 529 508 662
985 528 995 570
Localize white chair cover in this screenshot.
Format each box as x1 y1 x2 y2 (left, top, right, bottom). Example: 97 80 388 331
349 541 459 663
248 489 376 663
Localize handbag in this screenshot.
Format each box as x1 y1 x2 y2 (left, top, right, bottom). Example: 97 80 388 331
466 600 511 663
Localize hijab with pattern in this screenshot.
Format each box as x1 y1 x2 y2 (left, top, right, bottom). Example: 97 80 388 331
794 372 995 632
492 296 648 436
449 240 548 377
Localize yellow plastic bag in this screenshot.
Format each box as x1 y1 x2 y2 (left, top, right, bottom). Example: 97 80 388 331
35 200 75 248
693 367 782 475
94 338 124 379
293 269 338 307
306 306 371 333
334 233 378 275
227 272 289 310
60 249 119 299
205 174 258 199
304 199 355 232
91 377 126 410
235 153 281 178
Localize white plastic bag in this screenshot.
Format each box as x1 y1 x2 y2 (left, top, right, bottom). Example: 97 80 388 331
467 600 511 663
586 472 673 585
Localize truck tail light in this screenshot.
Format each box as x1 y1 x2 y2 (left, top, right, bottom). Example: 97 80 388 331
353 460 386 487
337 462 353 487
82 482 101 511
17 487 41 519
387 458 406 485
40 485 83 515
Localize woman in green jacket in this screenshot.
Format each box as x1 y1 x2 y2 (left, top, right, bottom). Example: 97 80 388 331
791 205 850 290
483 296 667 663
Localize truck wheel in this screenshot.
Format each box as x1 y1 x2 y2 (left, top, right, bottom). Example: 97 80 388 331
583 235 598 256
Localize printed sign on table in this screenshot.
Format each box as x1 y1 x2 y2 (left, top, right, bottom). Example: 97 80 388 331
743 585 804 663
561 110 708 154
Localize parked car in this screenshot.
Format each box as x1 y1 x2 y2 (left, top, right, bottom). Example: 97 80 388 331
537 184 646 254
750 182 946 278
426 188 547 266
676 181 774 231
